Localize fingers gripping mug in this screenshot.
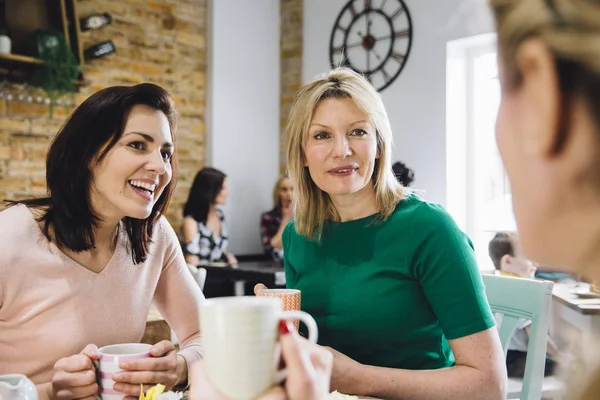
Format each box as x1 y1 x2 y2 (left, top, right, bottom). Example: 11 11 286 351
200 296 318 400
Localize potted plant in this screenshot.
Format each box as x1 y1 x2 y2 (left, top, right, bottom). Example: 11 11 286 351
31 29 79 116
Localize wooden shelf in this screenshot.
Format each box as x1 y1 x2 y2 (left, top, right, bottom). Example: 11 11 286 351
1 0 86 90
0 53 45 65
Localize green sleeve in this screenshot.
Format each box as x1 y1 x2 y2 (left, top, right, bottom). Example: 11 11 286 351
282 220 298 289
410 202 495 340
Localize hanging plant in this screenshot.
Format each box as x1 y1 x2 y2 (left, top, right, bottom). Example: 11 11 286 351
31 29 80 117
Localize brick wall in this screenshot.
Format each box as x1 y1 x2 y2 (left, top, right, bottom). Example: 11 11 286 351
0 0 304 230
0 0 207 231
280 0 303 172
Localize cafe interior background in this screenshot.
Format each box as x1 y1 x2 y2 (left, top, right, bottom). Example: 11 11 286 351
0 0 597 397
0 0 503 267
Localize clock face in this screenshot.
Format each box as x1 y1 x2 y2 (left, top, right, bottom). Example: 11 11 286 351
329 0 413 92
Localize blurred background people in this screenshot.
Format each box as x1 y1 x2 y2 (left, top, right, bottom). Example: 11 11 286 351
183 167 237 297
392 160 415 187
260 175 294 263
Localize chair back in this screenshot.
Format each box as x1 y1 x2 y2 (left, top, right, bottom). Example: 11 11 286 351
186 264 207 291
482 274 554 400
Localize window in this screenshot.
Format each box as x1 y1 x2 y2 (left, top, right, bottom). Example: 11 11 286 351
447 34 515 271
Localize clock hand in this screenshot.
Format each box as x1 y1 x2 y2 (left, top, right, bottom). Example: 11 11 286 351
372 49 383 62
345 41 364 49
376 29 410 42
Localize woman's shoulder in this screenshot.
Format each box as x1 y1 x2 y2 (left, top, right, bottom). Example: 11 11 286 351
261 207 281 220
153 214 181 247
282 219 298 239
183 215 200 227
0 204 45 259
392 195 467 253
0 204 38 235
391 193 454 226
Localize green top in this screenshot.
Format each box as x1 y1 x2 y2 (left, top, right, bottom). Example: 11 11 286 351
283 194 495 370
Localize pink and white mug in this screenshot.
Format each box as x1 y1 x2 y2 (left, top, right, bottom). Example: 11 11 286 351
97 343 152 400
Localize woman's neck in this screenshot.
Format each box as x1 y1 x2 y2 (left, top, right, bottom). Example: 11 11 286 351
93 220 120 251
576 237 600 283
44 214 120 274
86 193 122 251
551 202 600 283
208 204 219 217
329 183 379 222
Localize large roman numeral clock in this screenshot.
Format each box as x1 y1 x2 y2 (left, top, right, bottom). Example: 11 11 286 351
329 0 413 92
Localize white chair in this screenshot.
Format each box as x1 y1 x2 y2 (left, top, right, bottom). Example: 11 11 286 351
482 274 563 400
186 263 207 291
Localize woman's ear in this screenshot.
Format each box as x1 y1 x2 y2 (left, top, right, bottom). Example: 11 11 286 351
515 38 562 158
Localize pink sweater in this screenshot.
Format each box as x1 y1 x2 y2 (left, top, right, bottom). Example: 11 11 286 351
0 205 203 384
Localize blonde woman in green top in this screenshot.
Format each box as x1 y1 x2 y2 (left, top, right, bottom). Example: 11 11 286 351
282 67 506 400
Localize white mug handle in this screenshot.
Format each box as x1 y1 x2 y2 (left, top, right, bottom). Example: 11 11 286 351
280 310 318 343
273 310 318 383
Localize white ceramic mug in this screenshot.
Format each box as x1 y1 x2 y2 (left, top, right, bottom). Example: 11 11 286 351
0 36 10 54
97 343 152 400
200 296 318 400
0 374 38 400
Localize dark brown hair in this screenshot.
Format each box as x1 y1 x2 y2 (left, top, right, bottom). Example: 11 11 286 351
183 167 226 224
488 232 517 270
8 83 179 264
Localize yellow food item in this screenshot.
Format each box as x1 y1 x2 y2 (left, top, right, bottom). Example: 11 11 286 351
591 281 600 294
139 384 165 400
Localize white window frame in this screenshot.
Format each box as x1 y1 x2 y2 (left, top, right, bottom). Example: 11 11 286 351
446 33 515 271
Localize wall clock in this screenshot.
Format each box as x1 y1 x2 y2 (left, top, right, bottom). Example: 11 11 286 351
329 0 413 92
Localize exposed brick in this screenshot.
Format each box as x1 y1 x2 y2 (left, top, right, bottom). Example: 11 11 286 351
0 146 10 160
109 71 145 85
176 32 205 48
0 0 208 224
0 119 30 133
147 1 174 13
280 0 302 171
9 146 25 161
29 119 64 136
129 62 167 76
0 176 29 191
7 102 50 117
30 177 47 194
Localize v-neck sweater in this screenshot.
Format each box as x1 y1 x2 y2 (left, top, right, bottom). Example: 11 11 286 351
0 205 203 384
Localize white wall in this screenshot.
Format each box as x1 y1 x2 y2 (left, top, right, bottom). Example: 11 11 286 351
207 0 280 254
303 0 494 206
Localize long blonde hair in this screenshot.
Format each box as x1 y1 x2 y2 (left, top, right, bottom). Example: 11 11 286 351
272 175 289 209
285 67 407 240
489 0 600 398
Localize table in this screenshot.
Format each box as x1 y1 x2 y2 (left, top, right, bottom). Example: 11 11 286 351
551 282 600 368
202 260 286 295
142 305 171 344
